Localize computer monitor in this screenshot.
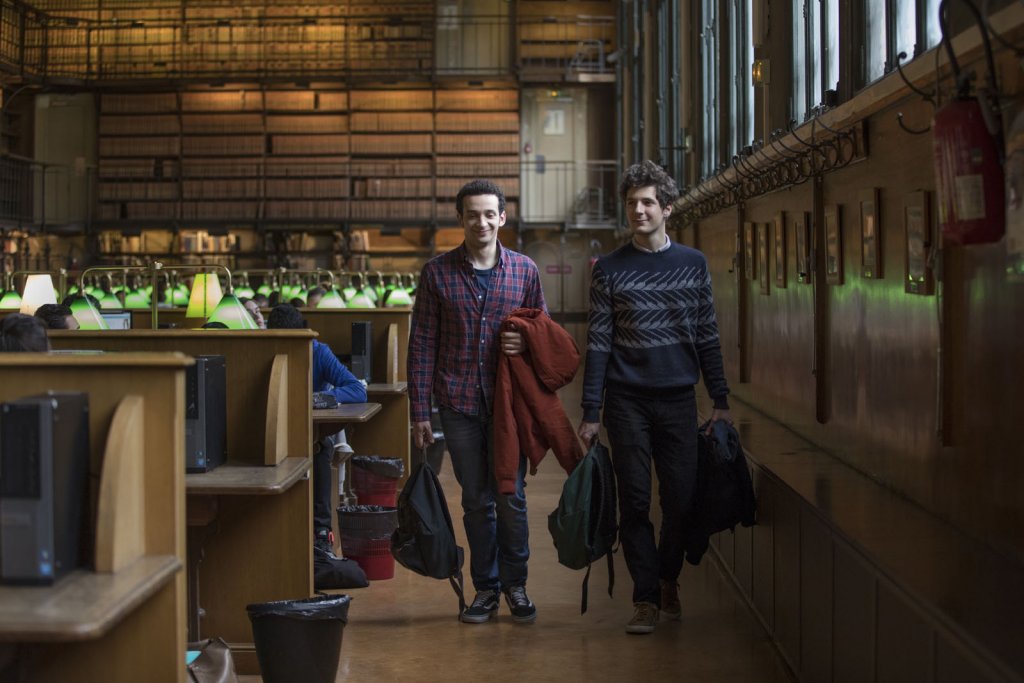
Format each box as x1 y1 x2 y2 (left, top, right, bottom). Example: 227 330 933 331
100 310 132 330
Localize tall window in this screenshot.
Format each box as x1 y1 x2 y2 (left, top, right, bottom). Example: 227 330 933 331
863 0 939 87
701 0 719 177
728 0 754 156
793 0 839 123
792 0 808 122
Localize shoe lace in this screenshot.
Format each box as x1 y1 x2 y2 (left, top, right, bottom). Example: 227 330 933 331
634 603 657 621
506 586 530 608
471 590 498 608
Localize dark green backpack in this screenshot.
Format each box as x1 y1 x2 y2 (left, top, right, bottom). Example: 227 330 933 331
547 440 618 614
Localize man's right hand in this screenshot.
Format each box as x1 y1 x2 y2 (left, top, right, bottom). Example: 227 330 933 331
577 421 600 447
412 421 435 449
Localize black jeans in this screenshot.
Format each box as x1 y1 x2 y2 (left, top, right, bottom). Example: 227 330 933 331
313 435 335 534
602 388 698 606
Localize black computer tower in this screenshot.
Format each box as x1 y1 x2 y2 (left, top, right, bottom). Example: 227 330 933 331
350 320 372 384
185 355 227 473
0 392 90 584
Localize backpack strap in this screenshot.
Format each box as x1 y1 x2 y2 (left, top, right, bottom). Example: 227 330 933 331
580 562 592 615
449 569 466 615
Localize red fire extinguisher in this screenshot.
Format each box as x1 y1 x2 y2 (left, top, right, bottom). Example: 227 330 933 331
933 97 1004 245
933 0 1005 246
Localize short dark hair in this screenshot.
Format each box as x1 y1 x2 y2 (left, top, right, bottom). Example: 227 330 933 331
266 303 307 330
456 179 506 216
619 160 679 208
0 314 50 352
34 303 74 330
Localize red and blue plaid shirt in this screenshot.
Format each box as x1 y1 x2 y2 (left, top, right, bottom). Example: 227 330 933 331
409 242 547 422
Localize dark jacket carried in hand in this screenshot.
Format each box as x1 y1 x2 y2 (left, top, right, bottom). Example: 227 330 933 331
683 420 757 565
494 307 583 494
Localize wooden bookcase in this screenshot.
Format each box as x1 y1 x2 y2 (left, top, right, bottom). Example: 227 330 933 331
95 85 521 261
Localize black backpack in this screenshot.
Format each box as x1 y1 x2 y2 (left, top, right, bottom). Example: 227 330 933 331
390 461 466 614
547 439 618 614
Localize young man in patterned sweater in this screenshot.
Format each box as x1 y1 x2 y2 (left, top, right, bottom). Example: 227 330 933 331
577 160 733 634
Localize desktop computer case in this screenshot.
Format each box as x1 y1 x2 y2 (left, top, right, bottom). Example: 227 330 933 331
0 392 90 584
185 355 227 473
351 320 373 384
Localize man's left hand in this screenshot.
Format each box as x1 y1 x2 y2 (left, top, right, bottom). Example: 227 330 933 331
501 330 525 356
706 408 734 435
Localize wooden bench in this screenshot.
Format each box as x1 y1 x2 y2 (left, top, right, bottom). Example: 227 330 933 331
0 352 191 683
48 329 315 676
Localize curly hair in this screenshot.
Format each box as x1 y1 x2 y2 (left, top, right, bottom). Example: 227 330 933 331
619 160 679 208
456 179 506 216
266 303 307 330
0 314 49 352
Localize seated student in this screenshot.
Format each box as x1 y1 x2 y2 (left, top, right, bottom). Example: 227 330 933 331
35 303 80 330
241 298 266 329
305 286 326 309
0 314 50 352
266 303 367 559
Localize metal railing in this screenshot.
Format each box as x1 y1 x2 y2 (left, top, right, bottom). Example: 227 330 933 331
0 156 618 231
0 1 614 82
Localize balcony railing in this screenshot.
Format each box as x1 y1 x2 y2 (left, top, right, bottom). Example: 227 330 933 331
0 156 618 231
0 1 614 82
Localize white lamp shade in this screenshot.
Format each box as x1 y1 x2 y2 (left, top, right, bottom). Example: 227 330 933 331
185 273 224 320
20 274 57 315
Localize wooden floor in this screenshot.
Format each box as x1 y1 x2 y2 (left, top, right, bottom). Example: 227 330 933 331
242 380 793 683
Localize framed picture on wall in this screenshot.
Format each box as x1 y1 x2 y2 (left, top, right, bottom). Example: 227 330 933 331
825 205 843 285
795 212 812 284
743 221 756 280
905 191 934 295
774 212 787 288
860 188 882 279
758 223 770 295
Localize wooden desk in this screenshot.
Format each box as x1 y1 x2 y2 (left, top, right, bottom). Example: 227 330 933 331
0 557 180 640
313 402 382 438
48 331 316 677
0 353 190 683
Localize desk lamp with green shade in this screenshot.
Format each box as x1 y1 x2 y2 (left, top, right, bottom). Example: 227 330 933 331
169 263 257 330
314 268 346 308
73 265 158 329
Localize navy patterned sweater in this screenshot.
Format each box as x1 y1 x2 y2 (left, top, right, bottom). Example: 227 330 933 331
581 241 730 422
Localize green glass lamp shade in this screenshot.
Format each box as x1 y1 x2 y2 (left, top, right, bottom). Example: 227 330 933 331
234 285 255 299
361 286 378 302
317 288 347 308
257 284 272 297
99 293 122 309
207 294 258 330
0 290 22 309
347 292 375 308
143 284 153 296
185 273 224 320
172 285 191 306
70 295 109 330
85 285 97 296
67 285 79 296
111 284 124 294
124 290 151 309
385 288 412 307
342 286 357 301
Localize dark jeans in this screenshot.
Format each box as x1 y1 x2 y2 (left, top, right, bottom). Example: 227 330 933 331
439 406 529 592
603 388 698 606
313 435 334 534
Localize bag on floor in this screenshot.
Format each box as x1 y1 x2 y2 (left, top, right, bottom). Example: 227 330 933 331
186 637 238 683
314 551 369 590
390 460 466 614
548 439 618 614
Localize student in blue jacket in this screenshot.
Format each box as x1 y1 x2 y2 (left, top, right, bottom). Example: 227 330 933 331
267 304 367 558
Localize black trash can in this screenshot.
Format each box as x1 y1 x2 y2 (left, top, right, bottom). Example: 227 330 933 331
246 594 351 683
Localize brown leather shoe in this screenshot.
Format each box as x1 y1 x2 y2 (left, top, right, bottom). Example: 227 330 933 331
660 579 681 620
625 602 659 634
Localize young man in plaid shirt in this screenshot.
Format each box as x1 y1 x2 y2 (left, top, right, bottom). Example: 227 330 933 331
409 179 546 624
